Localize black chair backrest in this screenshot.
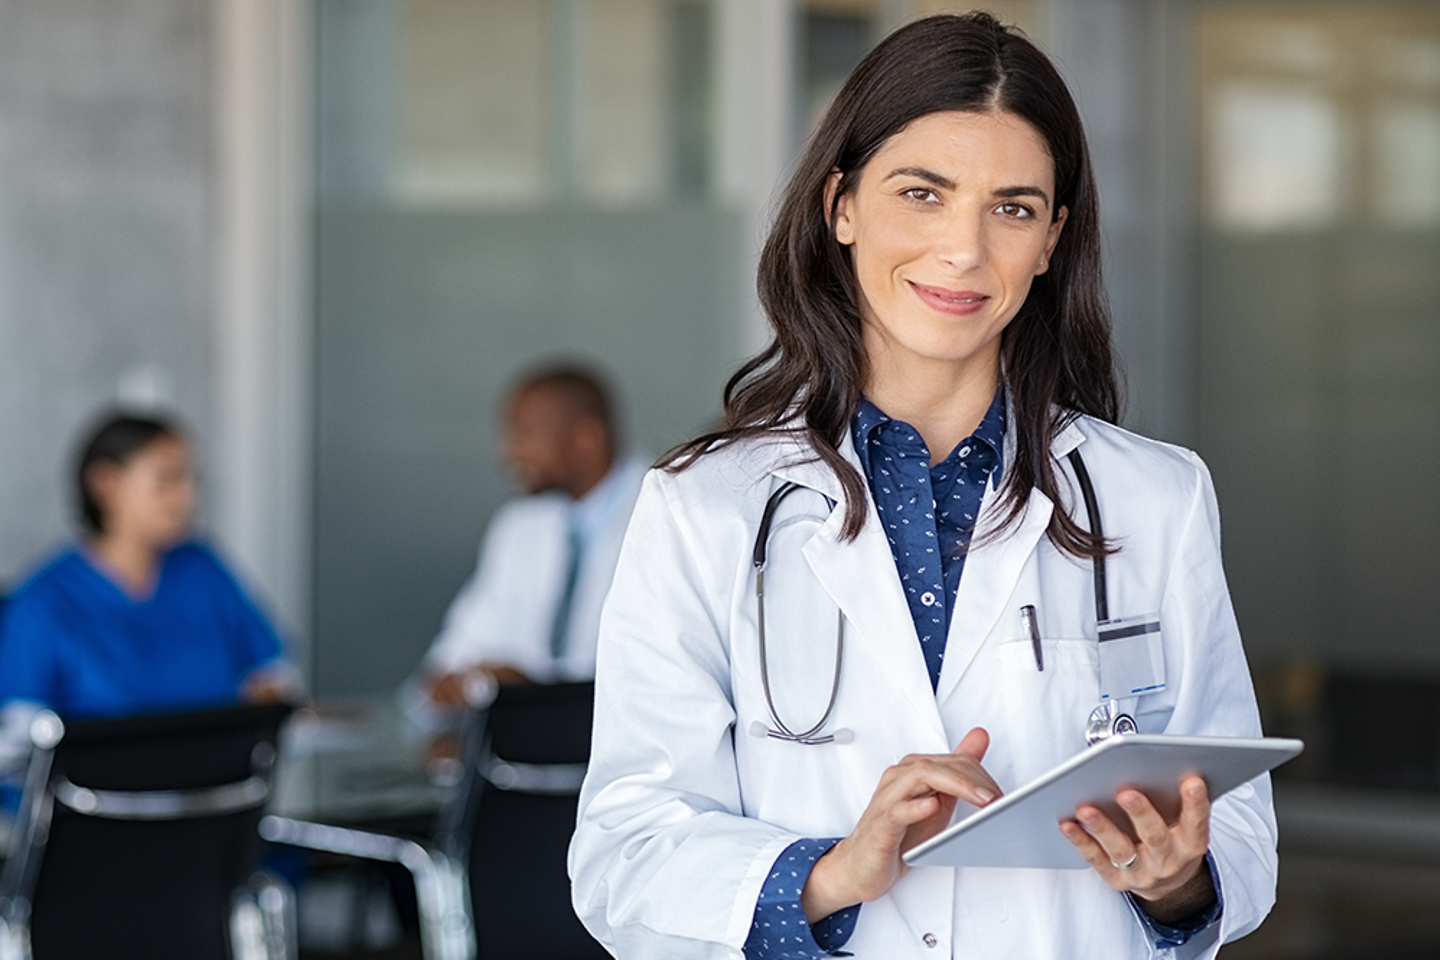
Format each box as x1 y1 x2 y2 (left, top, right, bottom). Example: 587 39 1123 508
462 681 607 960
28 701 293 960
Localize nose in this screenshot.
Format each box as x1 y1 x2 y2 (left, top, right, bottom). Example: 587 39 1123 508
936 207 986 273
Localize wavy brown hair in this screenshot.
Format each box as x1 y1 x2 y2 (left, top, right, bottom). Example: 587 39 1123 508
662 12 1119 558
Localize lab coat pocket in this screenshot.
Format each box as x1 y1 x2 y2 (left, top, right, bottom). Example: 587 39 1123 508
993 637 1098 777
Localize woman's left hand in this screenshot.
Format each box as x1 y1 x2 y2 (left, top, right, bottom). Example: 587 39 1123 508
1059 775 1215 922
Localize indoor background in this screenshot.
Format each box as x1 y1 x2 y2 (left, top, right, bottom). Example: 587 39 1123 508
1 1 1438 956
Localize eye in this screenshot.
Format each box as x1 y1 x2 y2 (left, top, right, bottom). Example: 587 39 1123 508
997 201 1036 219
901 187 940 204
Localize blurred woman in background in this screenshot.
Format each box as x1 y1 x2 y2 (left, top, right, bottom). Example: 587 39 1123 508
0 411 293 724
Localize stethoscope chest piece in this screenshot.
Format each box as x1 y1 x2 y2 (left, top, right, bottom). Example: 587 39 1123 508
1085 700 1138 746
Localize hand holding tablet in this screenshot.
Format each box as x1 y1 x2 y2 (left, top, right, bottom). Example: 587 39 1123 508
902 734 1303 870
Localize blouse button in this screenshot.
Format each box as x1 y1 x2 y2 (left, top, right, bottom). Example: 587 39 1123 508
923 932 939 948
920 591 936 607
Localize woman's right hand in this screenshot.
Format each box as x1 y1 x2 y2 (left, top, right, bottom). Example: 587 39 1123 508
799 727 1000 922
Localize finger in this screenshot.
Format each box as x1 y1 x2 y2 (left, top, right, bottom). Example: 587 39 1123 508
953 727 990 763
1176 776 1212 845
1116 789 1170 849
883 751 1002 806
1074 805 1139 867
882 793 948 828
1060 819 1132 877
924 754 1002 804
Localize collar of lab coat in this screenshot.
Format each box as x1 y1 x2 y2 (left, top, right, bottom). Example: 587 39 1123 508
754 405 1090 740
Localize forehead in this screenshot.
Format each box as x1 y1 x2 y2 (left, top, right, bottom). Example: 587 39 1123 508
507 384 570 422
863 109 1056 185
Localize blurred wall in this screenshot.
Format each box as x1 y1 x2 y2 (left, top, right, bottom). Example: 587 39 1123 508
0 0 312 666
0 0 217 580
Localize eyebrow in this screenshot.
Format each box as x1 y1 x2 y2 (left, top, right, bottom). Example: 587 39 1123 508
883 166 1052 209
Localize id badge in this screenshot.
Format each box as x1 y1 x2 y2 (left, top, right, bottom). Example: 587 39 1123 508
1097 614 1165 700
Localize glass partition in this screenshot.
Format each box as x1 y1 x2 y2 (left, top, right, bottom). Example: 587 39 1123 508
1197 3 1440 786
313 0 739 695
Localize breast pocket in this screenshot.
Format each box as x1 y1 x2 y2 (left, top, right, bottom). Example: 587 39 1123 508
993 636 1099 774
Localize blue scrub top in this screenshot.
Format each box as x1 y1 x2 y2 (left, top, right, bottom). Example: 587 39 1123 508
0 542 284 720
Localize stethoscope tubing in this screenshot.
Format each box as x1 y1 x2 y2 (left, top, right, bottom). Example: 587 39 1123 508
753 482 846 745
752 449 1122 747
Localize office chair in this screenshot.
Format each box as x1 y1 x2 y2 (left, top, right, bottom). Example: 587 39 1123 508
0 701 296 960
262 679 605 960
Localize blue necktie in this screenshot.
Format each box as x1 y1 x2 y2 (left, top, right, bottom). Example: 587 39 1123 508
549 520 582 660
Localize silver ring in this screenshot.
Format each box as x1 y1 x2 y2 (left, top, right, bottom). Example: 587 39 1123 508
1111 852 1138 869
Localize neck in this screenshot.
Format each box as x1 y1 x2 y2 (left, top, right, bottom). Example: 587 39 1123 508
88 532 162 593
565 453 616 501
865 354 1000 465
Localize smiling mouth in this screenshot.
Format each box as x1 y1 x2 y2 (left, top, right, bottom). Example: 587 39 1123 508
910 281 989 310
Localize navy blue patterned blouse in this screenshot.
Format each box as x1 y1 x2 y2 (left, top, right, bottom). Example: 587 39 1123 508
852 391 1006 689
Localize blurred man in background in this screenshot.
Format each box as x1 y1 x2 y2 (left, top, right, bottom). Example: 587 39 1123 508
413 363 647 713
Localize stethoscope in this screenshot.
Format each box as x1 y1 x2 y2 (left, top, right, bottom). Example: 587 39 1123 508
1067 450 1140 746
748 481 853 745
748 451 1141 748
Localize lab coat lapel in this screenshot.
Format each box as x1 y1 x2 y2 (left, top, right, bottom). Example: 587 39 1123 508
934 416 1086 704
769 437 948 745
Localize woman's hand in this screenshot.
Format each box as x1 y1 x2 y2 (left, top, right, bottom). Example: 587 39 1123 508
800 727 1000 923
1060 775 1215 923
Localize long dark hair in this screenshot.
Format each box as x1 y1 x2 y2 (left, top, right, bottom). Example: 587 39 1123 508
663 11 1119 558
75 411 182 534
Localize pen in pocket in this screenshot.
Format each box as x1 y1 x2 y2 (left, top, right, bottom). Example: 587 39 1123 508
1020 604 1043 671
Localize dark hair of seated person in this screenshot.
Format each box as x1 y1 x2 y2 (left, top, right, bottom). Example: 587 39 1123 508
75 411 183 535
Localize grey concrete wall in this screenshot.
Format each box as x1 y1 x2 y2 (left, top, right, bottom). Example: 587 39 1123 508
0 0 218 585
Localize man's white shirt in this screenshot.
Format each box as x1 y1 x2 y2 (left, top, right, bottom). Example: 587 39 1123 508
423 455 649 684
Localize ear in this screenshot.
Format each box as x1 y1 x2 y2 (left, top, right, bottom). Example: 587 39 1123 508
1036 205 1068 275
85 461 120 511
822 169 855 246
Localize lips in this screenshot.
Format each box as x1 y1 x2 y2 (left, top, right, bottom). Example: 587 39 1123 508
909 280 990 316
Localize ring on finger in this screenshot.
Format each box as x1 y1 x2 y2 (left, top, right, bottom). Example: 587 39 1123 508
1110 852 1139 869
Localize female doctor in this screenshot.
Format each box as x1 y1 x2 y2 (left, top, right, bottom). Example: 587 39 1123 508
570 12 1276 959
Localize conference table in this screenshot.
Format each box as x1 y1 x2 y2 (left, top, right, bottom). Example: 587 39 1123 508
271 694 449 825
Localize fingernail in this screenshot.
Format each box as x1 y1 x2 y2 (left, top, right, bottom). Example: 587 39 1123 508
975 788 995 803
1121 792 1141 809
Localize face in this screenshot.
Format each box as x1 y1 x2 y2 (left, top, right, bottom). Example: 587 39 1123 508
830 109 1067 390
502 386 581 496
89 435 196 548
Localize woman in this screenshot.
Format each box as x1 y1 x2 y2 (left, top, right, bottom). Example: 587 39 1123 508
0 412 291 721
568 13 1276 959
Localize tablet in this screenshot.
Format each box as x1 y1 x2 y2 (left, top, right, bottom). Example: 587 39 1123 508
902 734 1303 870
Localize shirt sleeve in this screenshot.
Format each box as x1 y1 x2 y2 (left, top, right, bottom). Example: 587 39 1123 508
0 586 64 709
1125 852 1224 949
745 838 860 959
424 502 562 681
201 546 286 676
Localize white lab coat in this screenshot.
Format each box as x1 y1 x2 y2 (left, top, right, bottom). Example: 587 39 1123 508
423 456 648 683
570 416 1277 959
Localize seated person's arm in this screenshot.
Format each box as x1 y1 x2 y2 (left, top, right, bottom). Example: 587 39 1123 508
427 662 533 708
